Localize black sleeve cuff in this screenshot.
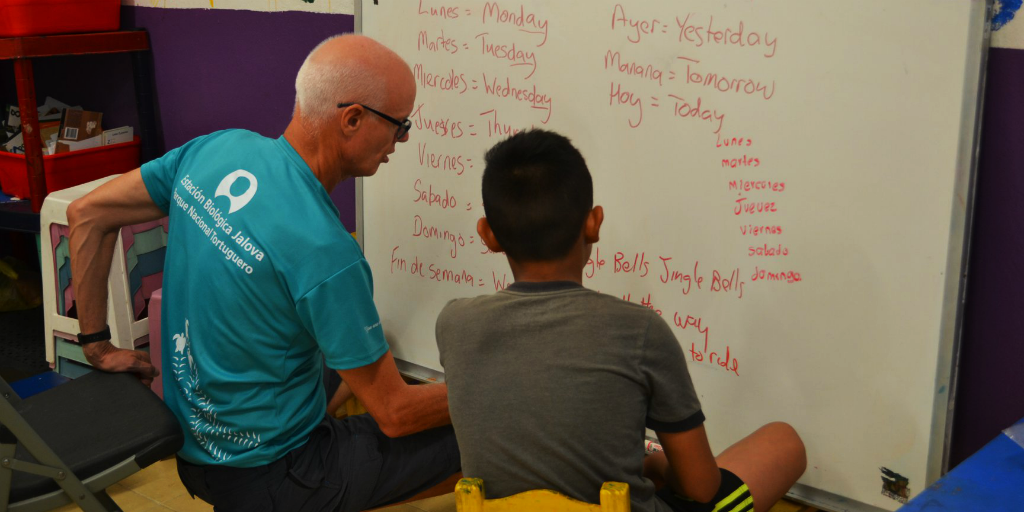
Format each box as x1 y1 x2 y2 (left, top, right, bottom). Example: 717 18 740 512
646 410 705 432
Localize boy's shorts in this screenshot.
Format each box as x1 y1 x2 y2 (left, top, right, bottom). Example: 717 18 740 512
655 468 753 512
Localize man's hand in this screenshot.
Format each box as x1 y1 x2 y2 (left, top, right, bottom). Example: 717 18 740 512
83 341 159 386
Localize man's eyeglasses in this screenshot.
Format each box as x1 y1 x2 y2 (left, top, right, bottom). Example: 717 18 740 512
337 102 412 141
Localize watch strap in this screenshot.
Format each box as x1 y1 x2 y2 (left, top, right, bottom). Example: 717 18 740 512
77 326 112 345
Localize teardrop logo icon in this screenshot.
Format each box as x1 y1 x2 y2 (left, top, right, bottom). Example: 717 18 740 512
215 170 258 214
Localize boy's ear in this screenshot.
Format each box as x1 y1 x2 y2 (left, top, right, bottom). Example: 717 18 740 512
477 217 505 253
584 205 604 244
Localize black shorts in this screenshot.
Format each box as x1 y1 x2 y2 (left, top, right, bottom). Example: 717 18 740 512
176 415 460 512
656 468 753 512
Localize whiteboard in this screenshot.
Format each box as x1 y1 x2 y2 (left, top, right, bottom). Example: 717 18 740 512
358 1 989 510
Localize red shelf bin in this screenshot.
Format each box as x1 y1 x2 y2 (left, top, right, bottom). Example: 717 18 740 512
0 0 120 38
0 136 140 199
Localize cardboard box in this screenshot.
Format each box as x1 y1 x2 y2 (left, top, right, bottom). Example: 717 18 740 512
55 135 102 154
56 109 103 154
39 121 60 143
58 109 103 142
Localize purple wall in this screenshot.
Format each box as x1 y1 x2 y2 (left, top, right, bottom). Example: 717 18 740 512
123 6 358 230
947 47 1024 468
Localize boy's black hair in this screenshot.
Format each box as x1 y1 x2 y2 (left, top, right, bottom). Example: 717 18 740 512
482 129 593 262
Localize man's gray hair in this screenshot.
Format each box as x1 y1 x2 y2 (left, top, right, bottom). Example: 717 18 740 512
295 35 388 136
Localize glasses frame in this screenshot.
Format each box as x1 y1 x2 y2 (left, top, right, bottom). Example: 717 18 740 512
337 102 412 140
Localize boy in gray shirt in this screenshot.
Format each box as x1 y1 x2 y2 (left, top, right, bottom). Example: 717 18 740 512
436 129 806 512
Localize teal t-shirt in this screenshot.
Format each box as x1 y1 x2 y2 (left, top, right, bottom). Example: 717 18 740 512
140 129 389 467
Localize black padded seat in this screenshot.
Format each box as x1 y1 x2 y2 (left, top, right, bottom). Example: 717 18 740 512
6 371 183 503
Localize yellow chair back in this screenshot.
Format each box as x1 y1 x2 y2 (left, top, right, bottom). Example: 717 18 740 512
455 478 630 512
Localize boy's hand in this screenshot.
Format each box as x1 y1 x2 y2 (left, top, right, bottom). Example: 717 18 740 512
84 341 159 386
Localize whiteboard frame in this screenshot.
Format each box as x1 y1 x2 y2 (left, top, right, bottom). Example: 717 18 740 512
353 1 992 509
936 0 992 478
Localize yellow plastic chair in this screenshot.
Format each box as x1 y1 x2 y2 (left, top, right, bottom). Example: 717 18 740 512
455 478 630 512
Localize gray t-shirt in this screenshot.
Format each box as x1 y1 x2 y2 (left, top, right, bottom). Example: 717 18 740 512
436 281 704 512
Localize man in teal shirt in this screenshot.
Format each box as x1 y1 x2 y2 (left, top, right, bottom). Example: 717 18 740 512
68 35 459 511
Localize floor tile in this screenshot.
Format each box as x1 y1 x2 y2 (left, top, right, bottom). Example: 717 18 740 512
108 488 164 510
162 493 214 512
130 475 189 504
46 487 157 512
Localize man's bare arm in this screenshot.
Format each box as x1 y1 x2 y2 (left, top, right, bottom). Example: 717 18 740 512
338 350 450 437
67 169 166 381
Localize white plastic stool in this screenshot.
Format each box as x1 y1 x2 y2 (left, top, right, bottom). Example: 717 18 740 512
40 175 167 371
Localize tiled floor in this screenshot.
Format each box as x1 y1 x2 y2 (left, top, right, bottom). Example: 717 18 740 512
49 457 818 512
51 457 211 512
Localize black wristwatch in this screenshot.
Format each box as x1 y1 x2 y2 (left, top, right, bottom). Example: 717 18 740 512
77 326 112 345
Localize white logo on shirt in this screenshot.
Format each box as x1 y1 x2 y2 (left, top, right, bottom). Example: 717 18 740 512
215 169 258 214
